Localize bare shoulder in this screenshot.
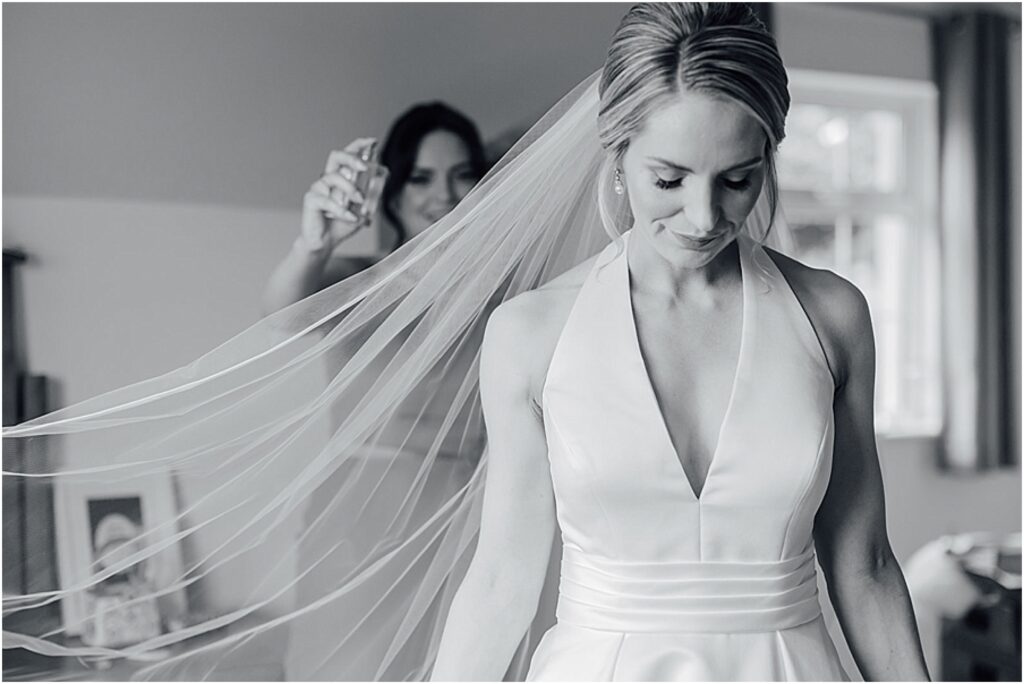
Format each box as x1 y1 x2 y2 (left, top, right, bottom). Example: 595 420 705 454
761 245 873 388
321 255 375 288
483 254 599 403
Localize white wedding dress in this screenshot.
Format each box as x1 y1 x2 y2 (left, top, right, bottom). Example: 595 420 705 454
526 230 851 681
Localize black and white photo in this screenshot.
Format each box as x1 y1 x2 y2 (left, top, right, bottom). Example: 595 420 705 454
2 2 1020 681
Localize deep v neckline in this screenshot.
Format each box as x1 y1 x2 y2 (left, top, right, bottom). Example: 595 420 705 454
623 232 751 503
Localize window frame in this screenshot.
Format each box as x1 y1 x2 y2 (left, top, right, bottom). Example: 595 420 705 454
779 68 942 438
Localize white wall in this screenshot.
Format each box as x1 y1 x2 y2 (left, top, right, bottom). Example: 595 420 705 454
3 3 630 210
3 197 325 404
775 3 933 80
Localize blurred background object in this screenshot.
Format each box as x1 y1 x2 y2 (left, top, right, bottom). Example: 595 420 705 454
906 533 1021 681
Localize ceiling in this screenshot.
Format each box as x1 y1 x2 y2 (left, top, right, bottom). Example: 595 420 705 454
832 2 1022 21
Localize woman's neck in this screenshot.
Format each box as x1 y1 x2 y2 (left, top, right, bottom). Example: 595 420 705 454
380 219 405 254
627 230 742 304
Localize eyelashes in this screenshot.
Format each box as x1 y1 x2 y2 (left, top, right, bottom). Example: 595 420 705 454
723 177 752 191
652 175 753 192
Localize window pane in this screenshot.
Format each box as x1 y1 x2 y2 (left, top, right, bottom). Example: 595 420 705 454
779 105 904 194
789 222 836 269
778 71 941 436
786 213 941 434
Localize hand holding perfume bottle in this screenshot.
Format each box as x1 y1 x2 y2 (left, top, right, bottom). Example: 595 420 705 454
299 138 389 253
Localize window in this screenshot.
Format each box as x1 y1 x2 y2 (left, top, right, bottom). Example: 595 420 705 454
777 69 941 436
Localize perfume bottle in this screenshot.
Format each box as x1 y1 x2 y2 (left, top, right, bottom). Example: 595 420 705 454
349 140 389 225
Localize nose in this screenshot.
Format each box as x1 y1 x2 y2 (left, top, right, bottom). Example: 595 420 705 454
684 179 721 236
445 180 460 204
435 176 459 205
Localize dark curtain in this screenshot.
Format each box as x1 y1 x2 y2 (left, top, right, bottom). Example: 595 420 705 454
933 12 1020 470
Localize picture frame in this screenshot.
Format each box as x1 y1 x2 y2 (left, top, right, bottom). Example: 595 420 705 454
54 468 187 638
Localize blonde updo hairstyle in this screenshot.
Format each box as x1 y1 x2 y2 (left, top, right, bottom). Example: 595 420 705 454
596 3 790 242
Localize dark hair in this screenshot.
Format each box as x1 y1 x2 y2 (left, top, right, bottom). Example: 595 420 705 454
379 102 488 245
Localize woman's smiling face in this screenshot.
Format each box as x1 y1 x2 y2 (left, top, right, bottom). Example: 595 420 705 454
391 130 479 238
619 89 768 268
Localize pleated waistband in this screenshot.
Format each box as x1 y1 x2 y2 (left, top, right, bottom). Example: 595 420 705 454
556 545 822 633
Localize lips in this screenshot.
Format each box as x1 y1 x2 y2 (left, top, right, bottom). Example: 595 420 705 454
424 208 454 223
669 231 718 249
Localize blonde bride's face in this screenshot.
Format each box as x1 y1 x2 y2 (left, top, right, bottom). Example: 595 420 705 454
620 89 767 268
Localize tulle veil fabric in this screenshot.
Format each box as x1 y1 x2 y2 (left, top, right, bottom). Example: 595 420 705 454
2 65 790 680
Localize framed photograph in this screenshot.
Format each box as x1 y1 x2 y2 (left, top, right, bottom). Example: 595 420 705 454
54 469 187 637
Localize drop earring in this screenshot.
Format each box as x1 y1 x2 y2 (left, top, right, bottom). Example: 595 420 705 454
613 168 625 195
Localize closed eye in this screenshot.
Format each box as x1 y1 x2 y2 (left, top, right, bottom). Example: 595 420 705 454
722 177 752 191
654 176 684 190
653 174 753 191
453 168 479 182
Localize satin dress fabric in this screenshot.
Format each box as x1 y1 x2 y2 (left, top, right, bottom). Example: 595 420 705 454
526 231 851 681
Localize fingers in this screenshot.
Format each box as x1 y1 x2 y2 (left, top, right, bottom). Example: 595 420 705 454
303 189 358 222
307 172 363 223
324 138 375 175
347 137 378 162
344 137 374 154
327 220 364 245
300 138 376 250
317 173 364 203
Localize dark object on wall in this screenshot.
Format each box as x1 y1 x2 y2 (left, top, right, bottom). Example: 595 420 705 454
3 249 61 671
3 250 27 594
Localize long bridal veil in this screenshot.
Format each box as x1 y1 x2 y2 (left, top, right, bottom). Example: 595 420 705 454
3 66 790 680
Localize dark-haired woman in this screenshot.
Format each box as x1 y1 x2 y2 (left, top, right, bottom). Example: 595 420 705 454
263 102 488 316
273 102 497 680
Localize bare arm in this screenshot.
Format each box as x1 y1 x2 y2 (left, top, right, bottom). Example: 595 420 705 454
261 241 369 317
261 140 377 317
262 239 332 316
813 281 931 681
430 300 557 681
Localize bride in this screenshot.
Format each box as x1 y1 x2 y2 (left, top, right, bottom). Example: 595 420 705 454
430 4 929 680
3 3 928 681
